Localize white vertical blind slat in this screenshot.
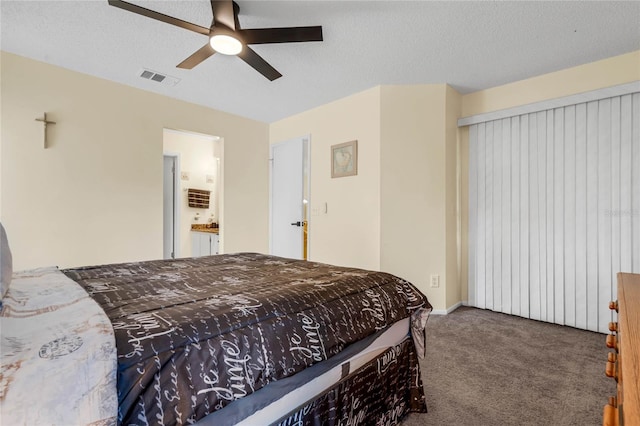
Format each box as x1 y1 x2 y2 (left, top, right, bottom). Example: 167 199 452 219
546 109 555 324
620 95 633 272
501 118 512 314
564 105 577 328
520 115 530 318
468 124 478 307
574 102 588 330
598 98 613 333
632 93 640 273
468 92 639 332
485 122 495 311
493 119 503 313
553 108 565 325
511 117 521 317
529 112 541 321
586 101 599 332
477 123 487 309
611 96 622 301
537 110 549 322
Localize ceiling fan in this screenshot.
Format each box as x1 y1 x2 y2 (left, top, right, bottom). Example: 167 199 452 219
108 0 323 81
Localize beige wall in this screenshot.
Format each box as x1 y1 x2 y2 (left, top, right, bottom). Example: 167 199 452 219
445 85 462 309
5 47 636 311
271 84 461 311
270 87 382 271
1 52 269 270
462 50 640 117
379 85 455 308
458 49 640 302
163 130 220 258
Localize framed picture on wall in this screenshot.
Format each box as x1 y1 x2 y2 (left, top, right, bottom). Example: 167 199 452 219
331 140 357 178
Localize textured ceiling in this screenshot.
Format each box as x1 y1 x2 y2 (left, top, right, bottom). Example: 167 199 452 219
2 1 639 123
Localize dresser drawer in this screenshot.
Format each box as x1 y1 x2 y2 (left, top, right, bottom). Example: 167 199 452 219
603 273 640 426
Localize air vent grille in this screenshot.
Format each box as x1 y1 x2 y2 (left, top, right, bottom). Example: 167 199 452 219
151 73 165 83
138 68 180 87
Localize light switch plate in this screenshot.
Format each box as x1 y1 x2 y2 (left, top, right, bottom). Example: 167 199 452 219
181 171 190 181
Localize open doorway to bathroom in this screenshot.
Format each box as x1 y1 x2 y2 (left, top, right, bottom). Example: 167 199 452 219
163 128 222 259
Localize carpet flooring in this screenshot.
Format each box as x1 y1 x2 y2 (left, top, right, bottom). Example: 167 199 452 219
402 306 615 425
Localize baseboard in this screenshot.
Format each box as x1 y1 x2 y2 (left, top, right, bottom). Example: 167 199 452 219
431 301 463 315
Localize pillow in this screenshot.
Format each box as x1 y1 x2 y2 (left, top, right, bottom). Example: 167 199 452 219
0 222 13 302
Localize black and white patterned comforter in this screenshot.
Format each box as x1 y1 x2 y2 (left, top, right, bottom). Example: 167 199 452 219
63 253 432 425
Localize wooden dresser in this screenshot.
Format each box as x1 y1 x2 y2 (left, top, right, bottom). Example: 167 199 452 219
603 273 640 426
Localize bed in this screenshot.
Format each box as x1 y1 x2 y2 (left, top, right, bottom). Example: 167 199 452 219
0 226 432 425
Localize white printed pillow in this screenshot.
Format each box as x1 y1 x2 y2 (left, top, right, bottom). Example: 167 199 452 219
0 222 13 303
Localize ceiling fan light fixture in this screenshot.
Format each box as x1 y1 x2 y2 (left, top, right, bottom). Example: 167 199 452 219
210 34 243 55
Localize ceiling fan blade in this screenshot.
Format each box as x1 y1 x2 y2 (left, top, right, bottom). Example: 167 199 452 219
211 0 236 30
108 0 209 36
239 26 323 45
238 46 282 81
177 44 216 69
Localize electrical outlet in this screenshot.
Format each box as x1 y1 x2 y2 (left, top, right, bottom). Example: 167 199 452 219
430 274 440 288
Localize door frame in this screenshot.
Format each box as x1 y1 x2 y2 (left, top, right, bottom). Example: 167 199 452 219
269 135 311 259
163 152 181 259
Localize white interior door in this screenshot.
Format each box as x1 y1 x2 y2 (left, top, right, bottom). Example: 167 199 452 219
270 138 305 259
163 155 176 259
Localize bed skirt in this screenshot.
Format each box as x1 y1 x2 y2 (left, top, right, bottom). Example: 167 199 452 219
275 336 426 426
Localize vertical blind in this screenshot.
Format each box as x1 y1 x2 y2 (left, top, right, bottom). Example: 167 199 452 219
468 92 640 333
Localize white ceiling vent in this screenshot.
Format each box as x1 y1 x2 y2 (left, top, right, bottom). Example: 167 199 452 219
138 68 181 87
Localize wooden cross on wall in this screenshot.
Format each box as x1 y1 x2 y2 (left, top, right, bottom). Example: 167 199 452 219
35 112 56 148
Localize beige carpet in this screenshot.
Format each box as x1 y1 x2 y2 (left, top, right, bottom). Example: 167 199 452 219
402 306 615 425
